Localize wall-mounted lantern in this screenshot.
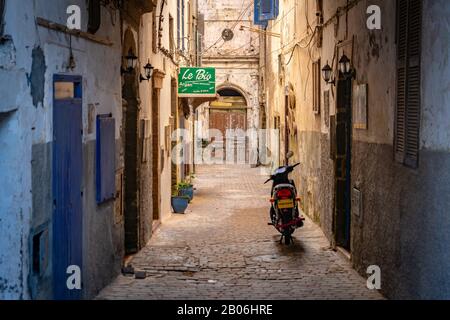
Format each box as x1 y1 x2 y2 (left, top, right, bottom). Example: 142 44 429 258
339 54 356 79
139 59 154 82
121 49 138 75
322 54 356 86
322 61 335 85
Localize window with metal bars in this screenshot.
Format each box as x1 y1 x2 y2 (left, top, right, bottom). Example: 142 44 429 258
395 0 422 169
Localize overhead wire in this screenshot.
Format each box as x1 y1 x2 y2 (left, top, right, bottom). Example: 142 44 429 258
208 0 321 87
201 0 253 56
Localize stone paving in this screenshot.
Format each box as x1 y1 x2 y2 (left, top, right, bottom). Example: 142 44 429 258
97 165 384 300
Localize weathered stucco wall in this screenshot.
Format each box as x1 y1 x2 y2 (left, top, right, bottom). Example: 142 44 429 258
348 0 450 299
263 0 450 299
421 0 450 151
0 0 124 299
0 111 28 299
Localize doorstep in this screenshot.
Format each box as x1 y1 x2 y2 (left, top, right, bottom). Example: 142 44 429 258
336 246 352 261
152 220 161 233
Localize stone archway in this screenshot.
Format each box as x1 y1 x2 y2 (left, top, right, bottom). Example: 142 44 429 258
209 86 248 163
216 82 250 107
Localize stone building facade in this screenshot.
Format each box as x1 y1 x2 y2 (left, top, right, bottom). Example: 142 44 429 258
261 0 450 299
196 0 261 158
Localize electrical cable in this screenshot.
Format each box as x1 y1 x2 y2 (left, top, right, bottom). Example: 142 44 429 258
201 0 253 56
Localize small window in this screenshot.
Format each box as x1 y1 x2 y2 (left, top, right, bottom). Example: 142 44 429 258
32 231 44 274
55 82 74 100
54 80 81 100
312 59 321 114
32 229 49 276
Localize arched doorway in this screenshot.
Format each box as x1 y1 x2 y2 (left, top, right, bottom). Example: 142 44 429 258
122 29 140 254
209 87 248 163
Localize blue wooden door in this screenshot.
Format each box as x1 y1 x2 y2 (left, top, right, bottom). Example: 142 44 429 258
52 75 83 300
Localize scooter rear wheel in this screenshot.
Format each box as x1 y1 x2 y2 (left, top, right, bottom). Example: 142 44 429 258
285 235 292 245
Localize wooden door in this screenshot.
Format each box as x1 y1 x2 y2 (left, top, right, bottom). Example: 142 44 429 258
52 75 83 300
209 109 247 162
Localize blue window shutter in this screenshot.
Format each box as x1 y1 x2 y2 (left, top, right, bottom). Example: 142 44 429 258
96 114 116 204
254 0 268 27
259 0 278 21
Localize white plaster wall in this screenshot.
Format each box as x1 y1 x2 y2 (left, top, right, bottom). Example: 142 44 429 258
0 0 122 299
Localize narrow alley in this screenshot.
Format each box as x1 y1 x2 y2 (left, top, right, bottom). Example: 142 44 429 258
97 165 382 300
2 0 450 302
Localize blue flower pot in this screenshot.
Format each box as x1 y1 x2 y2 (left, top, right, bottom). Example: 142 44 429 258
171 196 189 214
179 186 194 202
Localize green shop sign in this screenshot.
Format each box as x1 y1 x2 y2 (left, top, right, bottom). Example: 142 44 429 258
178 67 216 97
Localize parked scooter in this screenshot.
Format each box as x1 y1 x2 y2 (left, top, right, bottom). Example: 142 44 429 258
265 152 305 245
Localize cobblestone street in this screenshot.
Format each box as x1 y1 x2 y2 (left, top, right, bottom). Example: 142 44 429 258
97 165 383 300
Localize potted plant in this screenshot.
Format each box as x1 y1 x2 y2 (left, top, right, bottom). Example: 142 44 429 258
178 178 194 202
171 189 190 214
